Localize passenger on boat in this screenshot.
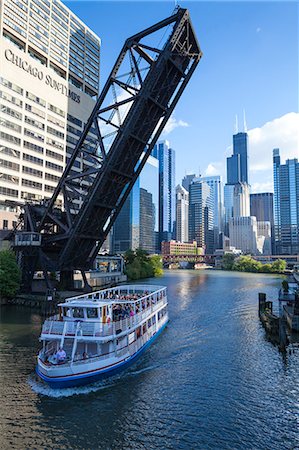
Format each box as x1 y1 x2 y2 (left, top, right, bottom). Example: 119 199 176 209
83 351 89 360
56 347 66 364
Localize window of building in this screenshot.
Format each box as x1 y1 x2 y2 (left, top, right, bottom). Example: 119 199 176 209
28 35 48 54
24 128 44 142
0 173 19 184
0 132 21 146
51 22 68 40
46 126 64 140
29 28 49 47
49 63 66 80
22 166 42 178
29 18 49 38
30 2 49 21
0 104 22 120
4 3 27 22
0 147 20 159
25 103 46 119
84 86 97 99
67 114 82 128
0 77 23 95
0 159 20 171
23 140 44 154
50 51 67 67
46 161 63 172
48 104 65 118
46 149 63 162
0 91 23 107
46 138 63 151
25 115 44 130
28 47 47 65
3 17 27 38
23 153 43 166
0 118 22 133
45 172 60 182
68 76 83 91
0 187 18 198
3 220 9 230
67 124 81 137
52 6 69 24
31 0 50 15
44 184 55 193
21 192 42 200
9 0 28 13
51 13 68 31
22 179 42 189
66 135 77 145
29 11 49 31
3 30 25 51
26 91 46 107
47 114 65 128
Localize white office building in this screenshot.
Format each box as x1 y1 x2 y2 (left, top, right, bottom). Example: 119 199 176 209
0 0 101 229
229 216 258 255
176 184 189 243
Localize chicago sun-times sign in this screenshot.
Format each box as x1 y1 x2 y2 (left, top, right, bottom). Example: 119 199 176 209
4 48 81 104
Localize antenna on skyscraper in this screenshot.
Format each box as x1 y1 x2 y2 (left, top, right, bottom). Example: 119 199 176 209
243 109 248 132
235 114 239 134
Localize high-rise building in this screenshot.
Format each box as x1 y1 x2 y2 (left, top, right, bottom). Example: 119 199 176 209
256 221 272 255
152 140 175 246
229 216 257 255
112 155 158 254
233 132 248 184
273 149 299 255
176 184 189 243
182 173 195 191
250 192 274 253
233 182 250 218
189 179 214 253
224 131 249 235
0 0 101 229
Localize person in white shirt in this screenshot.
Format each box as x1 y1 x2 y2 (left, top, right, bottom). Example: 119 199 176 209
56 347 66 363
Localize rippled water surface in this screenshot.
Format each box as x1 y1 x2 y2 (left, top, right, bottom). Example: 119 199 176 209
1 270 299 449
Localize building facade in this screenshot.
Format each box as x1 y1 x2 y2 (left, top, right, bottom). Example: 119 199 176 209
175 184 189 243
250 192 274 253
152 140 175 246
161 240 200 256
232 132 248 184
112 155 158 254
189 179 214 253
273 149 299 255
0 0 101 229
229 216 257 255
233 182 250 218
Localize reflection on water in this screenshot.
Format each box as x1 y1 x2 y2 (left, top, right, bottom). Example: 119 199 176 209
0 270 298 450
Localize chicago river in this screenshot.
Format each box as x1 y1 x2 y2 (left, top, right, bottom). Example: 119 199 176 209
0 270 298 449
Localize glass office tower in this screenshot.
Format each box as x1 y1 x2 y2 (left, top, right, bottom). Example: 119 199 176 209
250 192 274 253
273 149 299 255
232 132 248 183
189 179 214 253
112 155 158 253
152 140 176 247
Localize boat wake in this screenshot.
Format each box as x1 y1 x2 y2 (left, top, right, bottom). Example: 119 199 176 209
28 364 157 398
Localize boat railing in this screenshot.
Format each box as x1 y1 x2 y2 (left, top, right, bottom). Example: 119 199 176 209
42 296 167 338
65 285 167 304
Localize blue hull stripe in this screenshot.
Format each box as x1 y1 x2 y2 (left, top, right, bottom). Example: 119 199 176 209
36 321 168 389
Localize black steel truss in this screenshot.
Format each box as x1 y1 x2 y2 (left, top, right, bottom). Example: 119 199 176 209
15 8 202 279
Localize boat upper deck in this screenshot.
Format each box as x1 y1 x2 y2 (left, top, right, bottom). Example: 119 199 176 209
41 285 167 340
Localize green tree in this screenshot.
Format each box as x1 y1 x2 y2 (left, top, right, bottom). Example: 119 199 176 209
150 255 163 277
271 259 286 273
222 253 236 270
124 248 163 280
0 250 21 298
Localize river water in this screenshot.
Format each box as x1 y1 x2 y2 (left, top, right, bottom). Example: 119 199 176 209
0 270 298 450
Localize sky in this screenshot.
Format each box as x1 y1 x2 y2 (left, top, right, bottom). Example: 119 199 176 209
65 0 299 192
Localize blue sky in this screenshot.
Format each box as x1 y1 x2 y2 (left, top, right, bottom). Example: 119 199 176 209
65 1 298 191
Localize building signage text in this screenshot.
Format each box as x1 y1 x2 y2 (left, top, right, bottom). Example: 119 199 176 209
5 49 80 103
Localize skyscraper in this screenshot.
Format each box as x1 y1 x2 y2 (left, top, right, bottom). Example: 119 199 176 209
152 140 176 246
189 179 214 253
233 182 250 218
112 155 158 253
233 132 248 184
224 131 249 235
176 184 189 243
0 0 101 229
182 173 195 191
250 193 274 253
273 149 299 255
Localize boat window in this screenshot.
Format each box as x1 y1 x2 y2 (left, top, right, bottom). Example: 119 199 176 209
148 318 152 328
152 315 156 325
86 308 98 319
72 307 84 318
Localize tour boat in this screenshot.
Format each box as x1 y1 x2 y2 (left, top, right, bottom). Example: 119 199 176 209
36 285 168 389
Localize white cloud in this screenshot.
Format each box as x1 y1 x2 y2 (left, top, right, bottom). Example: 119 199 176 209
162 116 189 135
248 112 299 192
256 27 261 33
204 162 225 178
